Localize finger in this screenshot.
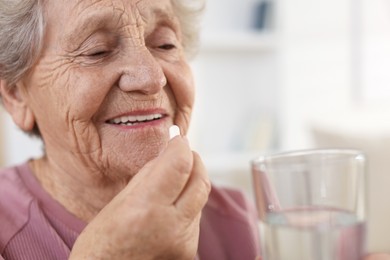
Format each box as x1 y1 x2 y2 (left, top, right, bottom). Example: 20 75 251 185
132 135 193 205
365 254 390 260
175 151 211 219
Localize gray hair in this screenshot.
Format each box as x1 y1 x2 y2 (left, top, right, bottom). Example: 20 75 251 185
172 0 205 59
0 0 205 89
0 0 45 88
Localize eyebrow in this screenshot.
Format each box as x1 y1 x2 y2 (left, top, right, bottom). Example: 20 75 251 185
133 0 180 32
142 7 181 39
155 9 180 29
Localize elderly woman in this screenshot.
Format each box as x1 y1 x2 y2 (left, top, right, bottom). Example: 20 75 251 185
0 0 261 259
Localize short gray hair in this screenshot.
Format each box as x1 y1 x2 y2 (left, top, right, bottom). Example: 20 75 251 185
0 0 45 88
0 0 205 88
172 0 205 59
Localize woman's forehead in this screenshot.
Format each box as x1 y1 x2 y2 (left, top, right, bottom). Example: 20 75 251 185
45 0 176 47
66 0 173 13
46 0 175 29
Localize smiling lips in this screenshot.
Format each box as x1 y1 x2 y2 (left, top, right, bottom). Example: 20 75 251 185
107 113 164 126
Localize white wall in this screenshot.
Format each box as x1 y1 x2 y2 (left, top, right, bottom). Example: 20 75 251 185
0 110 43 167
187 0 279 197
361 0 390 103
278 0 390 252
278 0 352 150
279 0 390 150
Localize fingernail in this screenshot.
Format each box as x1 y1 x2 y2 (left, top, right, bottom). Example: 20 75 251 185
169 125 181 140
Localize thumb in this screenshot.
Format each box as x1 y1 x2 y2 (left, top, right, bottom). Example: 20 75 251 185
365 254 390 260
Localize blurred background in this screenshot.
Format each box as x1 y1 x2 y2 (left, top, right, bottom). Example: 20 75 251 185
1 0 390 253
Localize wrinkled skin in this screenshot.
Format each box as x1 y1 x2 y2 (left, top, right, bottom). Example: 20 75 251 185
0 0 210 258
70 136 209 259
365 254 390 260
256 254 390 260
255 253 390 259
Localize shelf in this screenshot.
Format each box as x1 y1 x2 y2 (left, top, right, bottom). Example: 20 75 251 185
199 31 276 53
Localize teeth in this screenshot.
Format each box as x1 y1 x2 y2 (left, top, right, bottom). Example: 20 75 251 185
109 114 163 125
113 118 122 124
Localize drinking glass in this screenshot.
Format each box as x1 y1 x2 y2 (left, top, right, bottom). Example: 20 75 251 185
251 149 366 260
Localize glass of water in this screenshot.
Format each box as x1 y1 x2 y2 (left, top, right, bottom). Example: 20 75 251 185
251 149 366 260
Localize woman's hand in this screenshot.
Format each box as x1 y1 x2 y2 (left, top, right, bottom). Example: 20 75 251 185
365 254 390 260
69 136 211 259
256 254 390 260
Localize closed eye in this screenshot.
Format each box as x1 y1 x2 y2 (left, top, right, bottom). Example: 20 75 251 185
158 44 176 50
87 50 109 57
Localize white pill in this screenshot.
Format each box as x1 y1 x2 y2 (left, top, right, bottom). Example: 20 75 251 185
169 125 181 139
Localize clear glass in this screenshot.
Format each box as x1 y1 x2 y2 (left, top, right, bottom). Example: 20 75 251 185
251 149 366 260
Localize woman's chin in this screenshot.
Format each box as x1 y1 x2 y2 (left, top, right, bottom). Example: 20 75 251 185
99 138 167 179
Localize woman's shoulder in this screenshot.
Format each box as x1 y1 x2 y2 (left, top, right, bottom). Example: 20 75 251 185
0 163 32 199
204 184 258 223
0 163 33 252
0 163 31 199
199 185 261 259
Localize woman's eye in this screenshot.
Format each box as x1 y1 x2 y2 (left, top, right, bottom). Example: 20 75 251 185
87 50 109 57
158 44 176 50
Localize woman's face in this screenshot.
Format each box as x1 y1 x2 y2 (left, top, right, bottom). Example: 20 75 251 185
20 0 195 180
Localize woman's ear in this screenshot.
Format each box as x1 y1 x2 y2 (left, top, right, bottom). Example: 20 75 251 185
0 79 35 131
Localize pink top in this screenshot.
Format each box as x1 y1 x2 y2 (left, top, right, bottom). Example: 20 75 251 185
0 163 260 260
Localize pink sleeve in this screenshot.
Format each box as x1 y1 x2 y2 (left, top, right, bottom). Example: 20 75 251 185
200 185 262 259
226 188 262 254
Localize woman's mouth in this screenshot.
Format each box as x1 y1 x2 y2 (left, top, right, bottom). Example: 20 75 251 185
106 113 164 126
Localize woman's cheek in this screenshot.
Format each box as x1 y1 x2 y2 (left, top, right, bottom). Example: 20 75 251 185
167 62 195 135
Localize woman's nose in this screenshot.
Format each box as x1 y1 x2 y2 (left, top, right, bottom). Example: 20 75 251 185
118 49 167 94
